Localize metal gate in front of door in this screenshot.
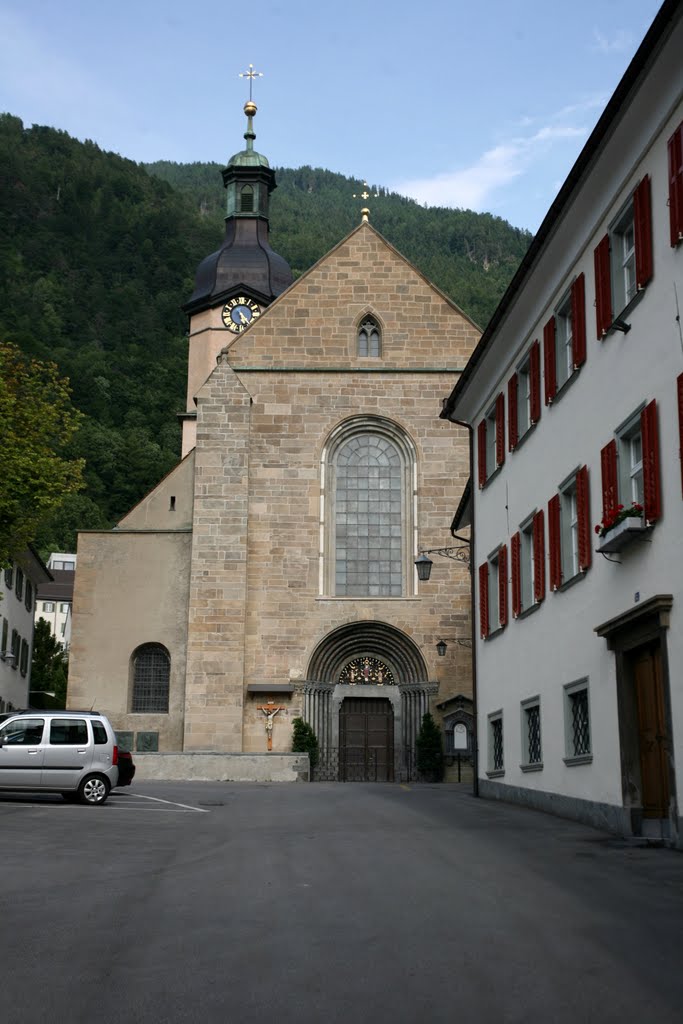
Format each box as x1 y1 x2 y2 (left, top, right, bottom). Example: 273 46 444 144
325 696 395 782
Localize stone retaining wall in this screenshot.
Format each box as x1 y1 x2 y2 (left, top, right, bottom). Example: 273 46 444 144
133 752 310 783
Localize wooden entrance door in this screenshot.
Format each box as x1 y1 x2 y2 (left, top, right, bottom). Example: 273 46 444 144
340 698 394 782
633 643 669 818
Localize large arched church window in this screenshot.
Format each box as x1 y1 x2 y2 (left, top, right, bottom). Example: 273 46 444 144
131 643 170 713
357 315 381 357
320 418 417 597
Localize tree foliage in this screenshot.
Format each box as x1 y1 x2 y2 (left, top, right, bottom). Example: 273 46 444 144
416 712 444 782
291 717 319 770
30 617 68 706
0 114 531 554
0 341 84 565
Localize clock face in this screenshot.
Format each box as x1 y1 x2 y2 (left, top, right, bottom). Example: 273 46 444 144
222 296 262 334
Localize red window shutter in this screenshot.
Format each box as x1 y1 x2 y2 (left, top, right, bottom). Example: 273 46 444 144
498 544 508 628
576 465 592 571
548 495 562 591
477 420 487 488
634 174 653 290
678 373 683 497
508 373 519 451
594 234 612 338
641 399 661 523
668 124 683 247
533 510 545 602
571 273 586 368
495 392 505 466
543 317 557 405
479 562 490 639
600 440 618 522
511 532 521 618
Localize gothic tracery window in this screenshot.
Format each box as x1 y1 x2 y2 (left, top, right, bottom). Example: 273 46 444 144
357 315 381 357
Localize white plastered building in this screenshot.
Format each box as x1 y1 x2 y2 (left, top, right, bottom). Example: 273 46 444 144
442 0 683 844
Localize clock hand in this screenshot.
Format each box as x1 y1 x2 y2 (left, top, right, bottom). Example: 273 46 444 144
239 311 249 324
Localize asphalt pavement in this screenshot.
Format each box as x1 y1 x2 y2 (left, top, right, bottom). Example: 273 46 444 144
1 781 683 1024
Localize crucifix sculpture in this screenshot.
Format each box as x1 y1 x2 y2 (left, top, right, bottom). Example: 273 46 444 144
257 703 287 751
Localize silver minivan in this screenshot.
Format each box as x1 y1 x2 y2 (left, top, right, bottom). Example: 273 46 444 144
0 710 119 804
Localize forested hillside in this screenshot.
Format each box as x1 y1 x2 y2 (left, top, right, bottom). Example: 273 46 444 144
146 160 531 330
0 114 531 552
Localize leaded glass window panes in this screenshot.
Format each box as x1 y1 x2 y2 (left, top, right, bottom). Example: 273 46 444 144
358 317 381 357
131 644 170 713
335 433 403 596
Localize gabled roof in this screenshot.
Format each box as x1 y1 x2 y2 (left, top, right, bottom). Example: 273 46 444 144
440 0 681 421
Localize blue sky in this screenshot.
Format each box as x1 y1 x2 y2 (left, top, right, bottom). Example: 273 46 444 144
0 0 665 230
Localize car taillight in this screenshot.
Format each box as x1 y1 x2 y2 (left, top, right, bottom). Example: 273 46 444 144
112 744 119 765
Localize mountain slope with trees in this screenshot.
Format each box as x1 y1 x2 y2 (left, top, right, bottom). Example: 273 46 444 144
0 114 531 552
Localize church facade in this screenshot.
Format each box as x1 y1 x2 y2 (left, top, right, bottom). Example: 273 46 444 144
68 102 478 779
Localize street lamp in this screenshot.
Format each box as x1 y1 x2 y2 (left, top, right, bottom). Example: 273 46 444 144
436 638 473 657
0 651 16 665
414 537 470 581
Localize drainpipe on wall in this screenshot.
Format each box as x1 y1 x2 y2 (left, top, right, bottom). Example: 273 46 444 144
447 415 478 799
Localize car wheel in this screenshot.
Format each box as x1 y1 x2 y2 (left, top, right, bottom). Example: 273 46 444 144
78 774 110 806
61 791 79 802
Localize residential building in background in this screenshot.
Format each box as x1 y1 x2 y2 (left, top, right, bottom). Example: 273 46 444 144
35 553 77 651
442 0 683 844
0 549 52 711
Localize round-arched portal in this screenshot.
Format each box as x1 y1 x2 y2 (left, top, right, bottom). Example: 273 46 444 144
303 622 435 782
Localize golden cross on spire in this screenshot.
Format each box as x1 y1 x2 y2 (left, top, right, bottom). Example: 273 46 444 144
352 181 379 202
239 64 264 101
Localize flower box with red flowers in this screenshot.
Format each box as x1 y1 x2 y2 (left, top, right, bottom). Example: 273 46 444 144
595 502 646 554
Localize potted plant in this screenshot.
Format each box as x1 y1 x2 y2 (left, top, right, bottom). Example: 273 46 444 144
595 501 646 553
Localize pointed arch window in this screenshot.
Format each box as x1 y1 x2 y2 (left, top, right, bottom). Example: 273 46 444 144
240 185 254 213
357 316 381 357
131 643 170 713
320 418 417 597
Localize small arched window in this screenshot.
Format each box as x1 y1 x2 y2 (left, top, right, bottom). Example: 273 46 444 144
357 316 381 357
131 643 170 713
240 185 254 212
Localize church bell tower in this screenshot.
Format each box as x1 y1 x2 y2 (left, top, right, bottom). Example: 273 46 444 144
180 97 293 455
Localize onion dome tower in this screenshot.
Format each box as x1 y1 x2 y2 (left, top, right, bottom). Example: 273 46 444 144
183 99 293 319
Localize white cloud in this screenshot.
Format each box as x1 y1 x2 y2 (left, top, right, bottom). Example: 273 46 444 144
592 28 634 53
391 96 605 213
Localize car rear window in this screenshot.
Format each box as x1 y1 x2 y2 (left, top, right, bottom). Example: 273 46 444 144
92 721 108 745
49 719 88 745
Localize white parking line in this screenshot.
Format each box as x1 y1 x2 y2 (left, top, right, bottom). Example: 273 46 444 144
126 793 209 813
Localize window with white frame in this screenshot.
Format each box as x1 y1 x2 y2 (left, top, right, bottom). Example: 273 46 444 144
488 712 504 774
517 354 531 437
554 293 574 391
612 204 637 313
520 517 535 611
60 603 69 613
564 680 591 761
618 413 644 507
484 403 498 478
521 697 542 768
560 478 579 579
43 602 55 613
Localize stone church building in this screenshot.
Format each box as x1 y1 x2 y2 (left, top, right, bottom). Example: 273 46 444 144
68 100 479 779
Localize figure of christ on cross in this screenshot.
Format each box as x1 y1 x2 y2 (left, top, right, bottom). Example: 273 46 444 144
257 704 288 751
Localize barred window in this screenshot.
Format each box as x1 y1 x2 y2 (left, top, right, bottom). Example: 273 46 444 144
490 717 503 772
522 699 542 766
564 680 591 760
131 644 170 713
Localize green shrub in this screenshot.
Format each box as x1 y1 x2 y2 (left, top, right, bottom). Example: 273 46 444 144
416 712 444 782
291 717 319 770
